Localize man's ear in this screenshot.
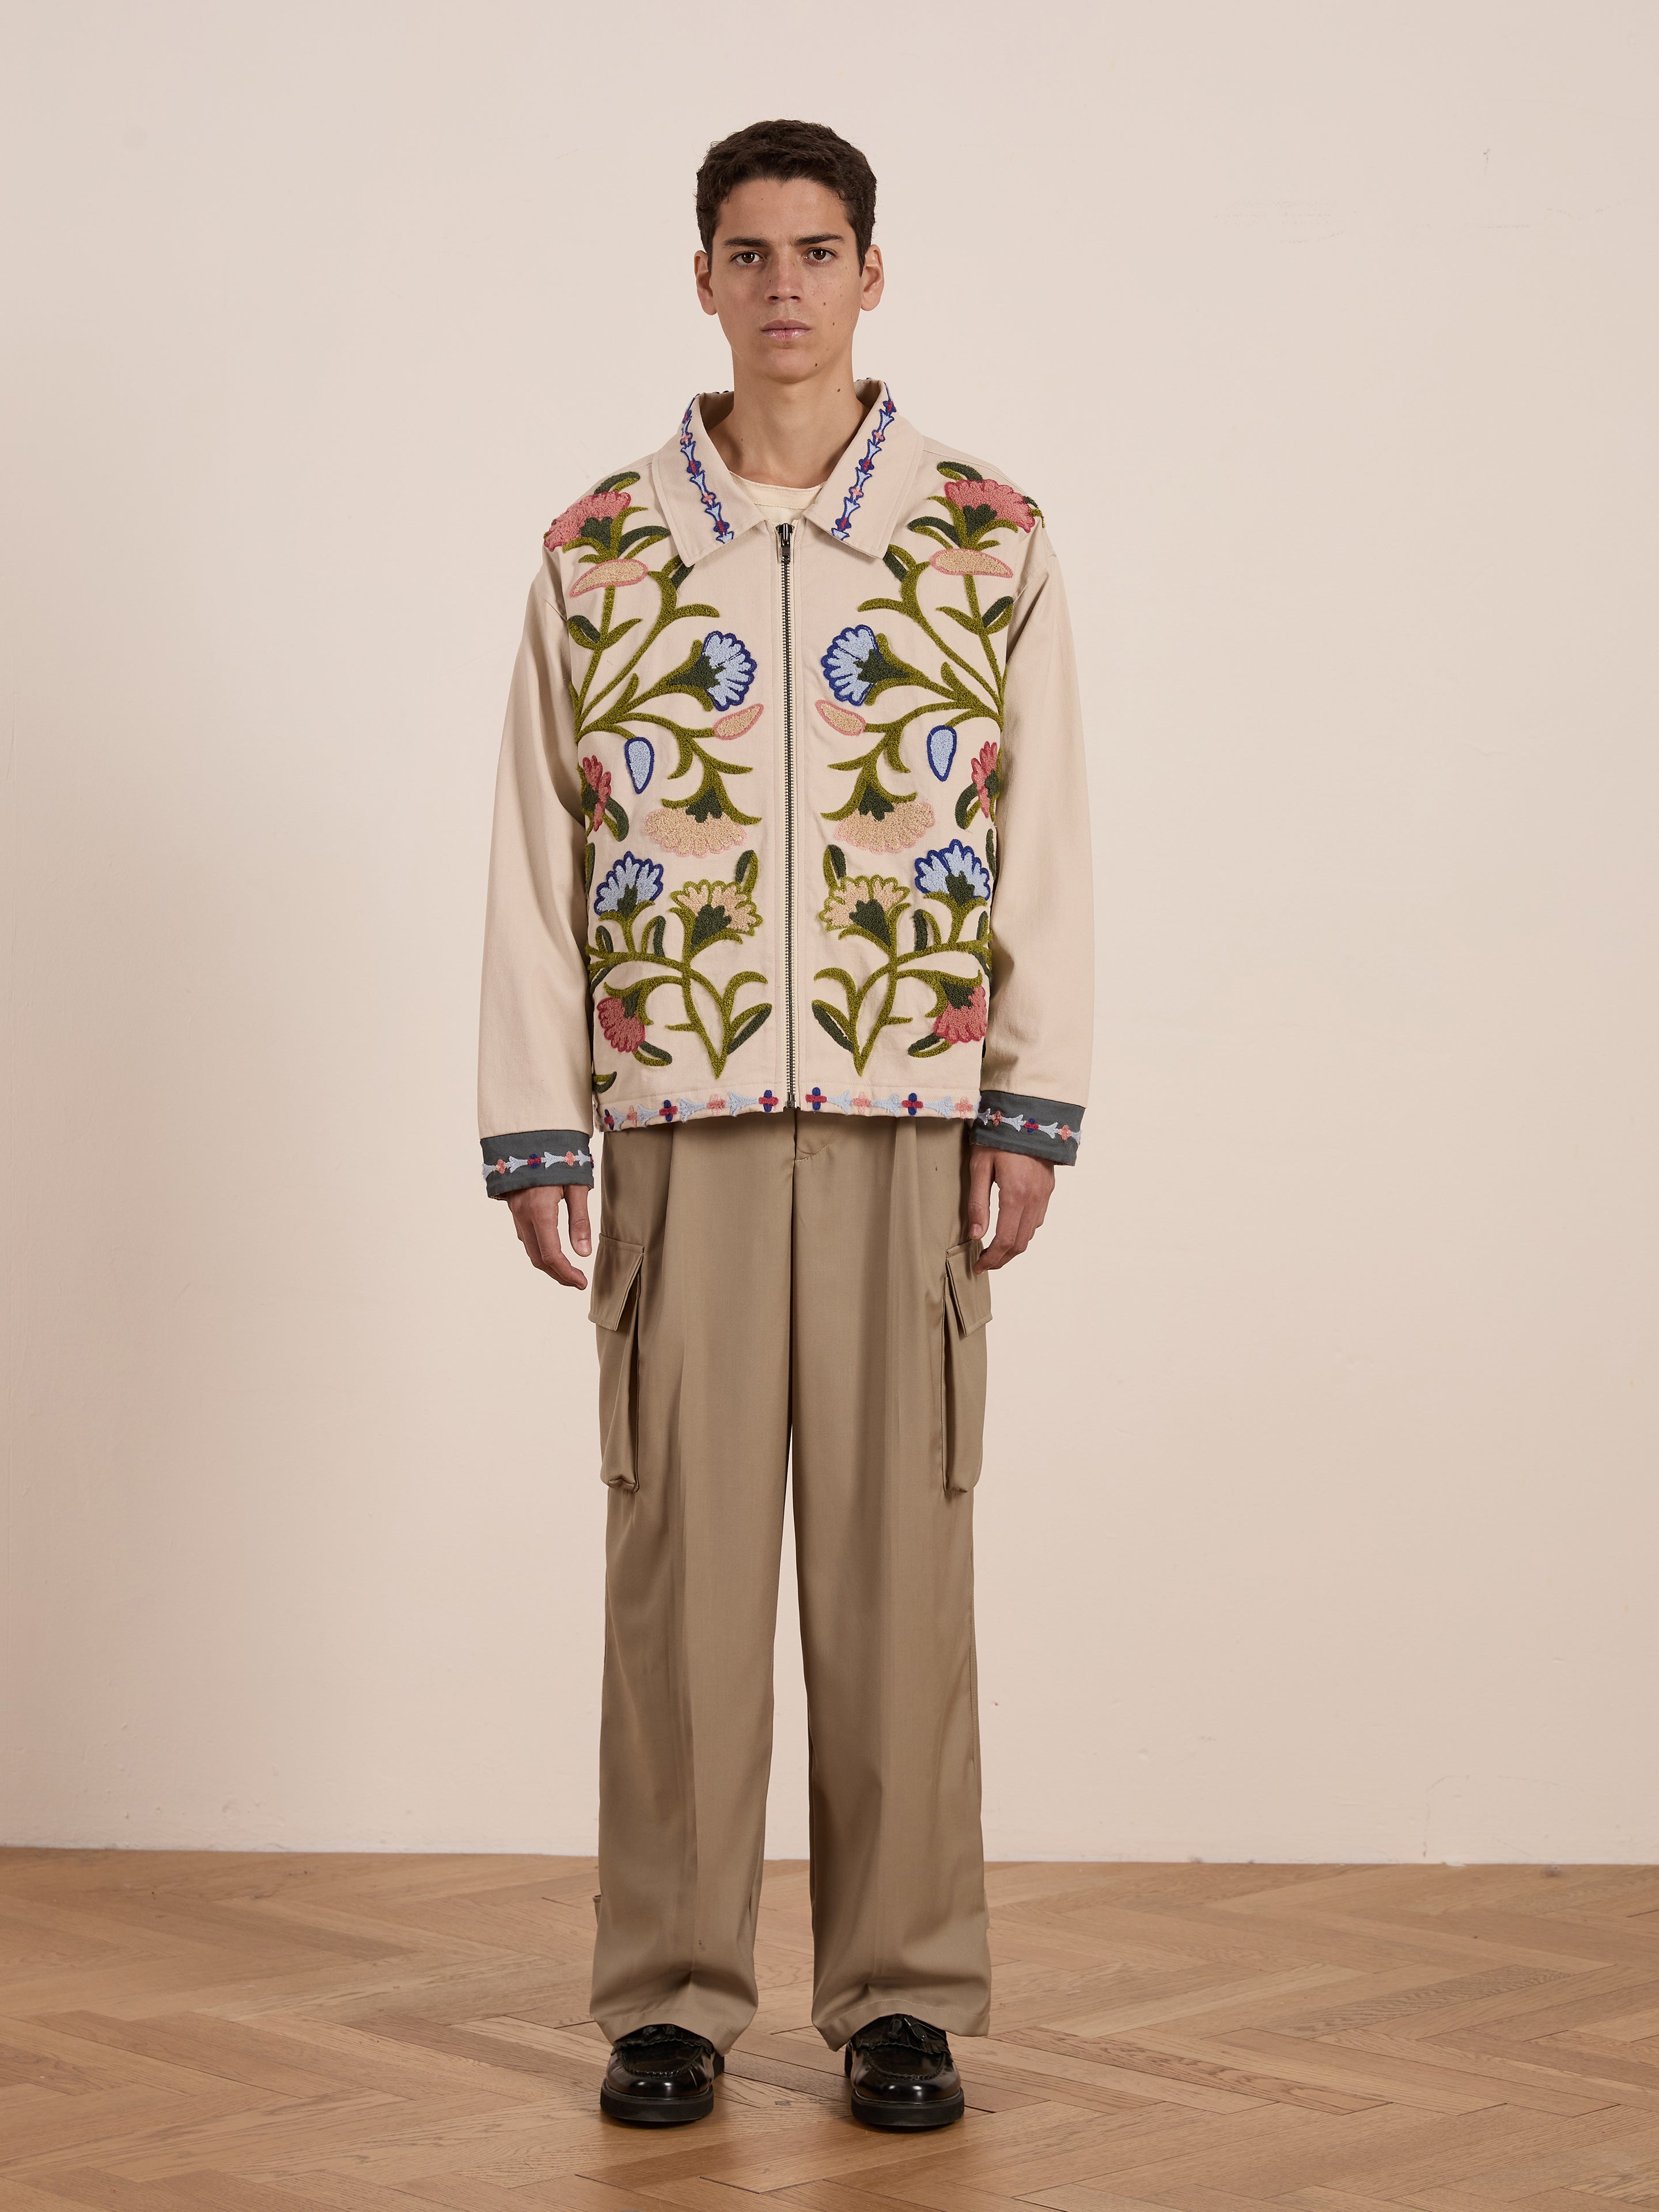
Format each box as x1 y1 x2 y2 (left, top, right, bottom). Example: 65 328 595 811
860 245 885 311
694 248 718 316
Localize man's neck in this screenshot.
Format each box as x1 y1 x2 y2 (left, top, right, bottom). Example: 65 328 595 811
702 368 870 490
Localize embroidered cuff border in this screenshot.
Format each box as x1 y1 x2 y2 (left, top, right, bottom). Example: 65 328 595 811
481 1130 595 1196
971 1090 1085 1167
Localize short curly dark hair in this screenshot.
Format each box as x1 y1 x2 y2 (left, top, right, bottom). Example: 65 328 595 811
695 119 877 267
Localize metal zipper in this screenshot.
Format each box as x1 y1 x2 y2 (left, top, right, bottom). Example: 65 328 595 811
778 521 797 1106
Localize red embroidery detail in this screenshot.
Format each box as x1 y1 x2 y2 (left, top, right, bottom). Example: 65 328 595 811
545 487 631 553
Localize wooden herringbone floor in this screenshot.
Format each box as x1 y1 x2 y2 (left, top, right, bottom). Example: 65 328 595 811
4 1856 1659 2207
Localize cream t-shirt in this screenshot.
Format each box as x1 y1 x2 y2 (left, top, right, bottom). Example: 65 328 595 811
733 475 824 526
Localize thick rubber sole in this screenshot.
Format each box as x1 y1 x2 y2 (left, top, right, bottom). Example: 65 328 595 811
847 2086 965 2130
599 2050 722 2126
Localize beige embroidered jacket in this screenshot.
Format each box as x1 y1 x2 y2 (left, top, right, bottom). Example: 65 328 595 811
478 380 1093 1194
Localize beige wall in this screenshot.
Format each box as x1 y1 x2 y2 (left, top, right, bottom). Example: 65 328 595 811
3 1 1656 1861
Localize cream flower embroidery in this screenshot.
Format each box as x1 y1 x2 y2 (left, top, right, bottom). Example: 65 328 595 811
570 557 648 595
820 874 908 937
642 807 747 855
835 797 935 853
929 547 1013 576
670 878 761 937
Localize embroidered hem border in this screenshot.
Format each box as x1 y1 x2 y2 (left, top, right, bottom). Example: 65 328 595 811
481 1131 596 1194
599 1086 977 1132
971 1088 1085 1167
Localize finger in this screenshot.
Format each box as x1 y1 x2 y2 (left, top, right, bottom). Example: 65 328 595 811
565 1183 593 1258
510 1191 588 1290
979 1188 1030 1271
1007 1178 1052 1258
1022 1180 1052 1243
533 1204 588 1290
967 1147 995 1245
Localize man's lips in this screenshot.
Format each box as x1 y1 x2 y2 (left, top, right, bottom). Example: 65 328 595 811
762 322 809 336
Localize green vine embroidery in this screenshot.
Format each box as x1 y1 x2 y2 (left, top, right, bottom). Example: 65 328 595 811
814 462 1036 866
812 838 993 1071
587 848 771 1081
548 473 763 864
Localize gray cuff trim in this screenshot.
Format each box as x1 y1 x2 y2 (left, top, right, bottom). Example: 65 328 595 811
480 1129 594 1196
971 1090 1085 1167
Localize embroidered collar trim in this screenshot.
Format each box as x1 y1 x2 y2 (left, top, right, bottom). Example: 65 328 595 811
676 399 734 546
828 388 897 540
654 383 917 568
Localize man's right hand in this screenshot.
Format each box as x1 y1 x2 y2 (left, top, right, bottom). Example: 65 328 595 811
505 1183 592 1290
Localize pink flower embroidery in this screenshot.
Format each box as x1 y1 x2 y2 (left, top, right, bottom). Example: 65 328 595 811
933 985 987 1045
929 547 1013 576
837 797 935 853
596 995 646 1056
580 754 611 825
970 740 999 819
570 557 647 595
944 478 1036 532
544 488 631 552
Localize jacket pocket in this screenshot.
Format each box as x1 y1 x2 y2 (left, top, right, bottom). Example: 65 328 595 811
588 1234 645 1489
942 1238 993 1493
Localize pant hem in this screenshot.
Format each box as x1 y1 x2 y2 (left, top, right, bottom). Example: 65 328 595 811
814 1998 993 2052
592 1999 752 2055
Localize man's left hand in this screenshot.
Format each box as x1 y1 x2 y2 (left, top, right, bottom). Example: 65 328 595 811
967 1146 1055 1272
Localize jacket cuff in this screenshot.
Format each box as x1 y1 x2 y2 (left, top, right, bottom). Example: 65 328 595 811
480 1129 594 1196
971 1091 1085 1167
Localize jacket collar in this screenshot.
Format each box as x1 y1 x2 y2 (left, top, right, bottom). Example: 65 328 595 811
650 379 922 569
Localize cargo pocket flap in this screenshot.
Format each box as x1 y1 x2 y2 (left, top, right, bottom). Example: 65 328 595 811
588 1235 644 1330
945 1241 992 1335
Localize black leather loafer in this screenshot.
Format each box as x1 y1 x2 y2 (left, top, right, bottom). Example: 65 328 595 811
844 2012 965 2129
599 2021 724 2124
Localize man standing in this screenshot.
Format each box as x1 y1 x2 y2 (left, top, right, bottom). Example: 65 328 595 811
478 120 1092 2131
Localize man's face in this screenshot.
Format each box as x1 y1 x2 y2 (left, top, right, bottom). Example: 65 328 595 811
695 175 883 385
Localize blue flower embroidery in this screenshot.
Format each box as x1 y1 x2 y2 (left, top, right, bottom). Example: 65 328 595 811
822 625 880 705
700 630 756 710
820 625 916 706
926 725 958 781
914 840 993 906
594 852 664 917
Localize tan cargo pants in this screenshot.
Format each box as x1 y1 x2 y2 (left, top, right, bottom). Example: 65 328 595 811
584 1108 994 2054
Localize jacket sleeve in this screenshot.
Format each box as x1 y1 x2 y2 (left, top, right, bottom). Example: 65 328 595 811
974 524 1094 1167
476 554 596 1196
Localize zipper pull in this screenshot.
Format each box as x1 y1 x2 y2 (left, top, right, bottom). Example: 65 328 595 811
778 521 793 565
